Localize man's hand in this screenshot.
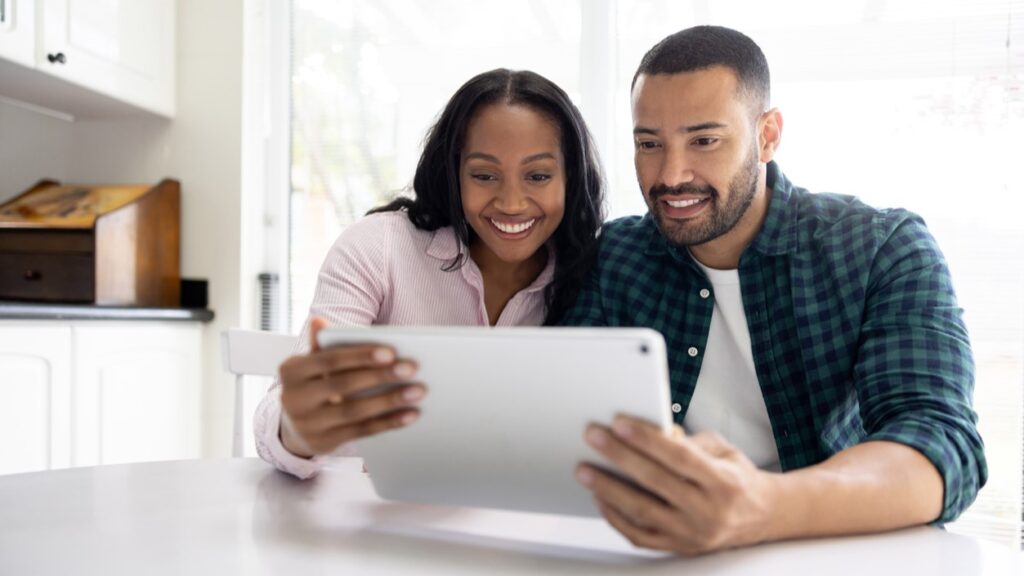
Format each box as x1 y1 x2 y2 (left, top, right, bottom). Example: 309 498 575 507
575 416 781 555
277 317 426 457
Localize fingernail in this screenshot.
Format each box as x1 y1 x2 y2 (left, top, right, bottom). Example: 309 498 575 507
400 411 419 425
575 467 593 486
402 386 424 402
373 348 395 363
612 418 634 439
394 362 416 379
586 428 607 448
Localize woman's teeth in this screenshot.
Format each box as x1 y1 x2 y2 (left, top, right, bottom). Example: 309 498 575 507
490 219 536 234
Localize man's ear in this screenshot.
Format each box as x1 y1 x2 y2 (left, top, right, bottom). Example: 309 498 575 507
758 108 783 163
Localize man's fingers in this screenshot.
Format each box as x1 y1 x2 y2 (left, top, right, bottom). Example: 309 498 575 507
596 500 675 551
583 425 716 518
604 416 721 487
690 431 736 459
577 465 682 536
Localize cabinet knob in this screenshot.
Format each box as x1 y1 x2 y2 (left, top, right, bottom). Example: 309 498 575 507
47 52 67 65
23 269 42 281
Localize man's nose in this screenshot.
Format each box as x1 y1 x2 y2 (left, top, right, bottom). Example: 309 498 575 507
657 151 696 188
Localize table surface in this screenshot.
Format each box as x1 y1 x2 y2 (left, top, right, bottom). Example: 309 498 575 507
1 458 1020 575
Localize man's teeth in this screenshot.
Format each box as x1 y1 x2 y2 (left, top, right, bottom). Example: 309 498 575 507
666 198 705 208
491 219 536 234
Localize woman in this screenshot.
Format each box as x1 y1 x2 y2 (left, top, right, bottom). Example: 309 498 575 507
255 68 605 478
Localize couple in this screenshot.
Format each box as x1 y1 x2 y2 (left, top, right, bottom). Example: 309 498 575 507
255 25 986 555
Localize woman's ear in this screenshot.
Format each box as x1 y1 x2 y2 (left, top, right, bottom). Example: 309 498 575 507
758 108 783 163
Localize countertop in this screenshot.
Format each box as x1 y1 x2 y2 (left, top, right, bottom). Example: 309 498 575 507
0 301 215 322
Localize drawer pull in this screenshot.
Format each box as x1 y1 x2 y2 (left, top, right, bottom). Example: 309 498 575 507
23 269 42 281
47 52 67 65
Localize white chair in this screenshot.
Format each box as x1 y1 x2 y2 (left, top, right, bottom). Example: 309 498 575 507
221 329 298 457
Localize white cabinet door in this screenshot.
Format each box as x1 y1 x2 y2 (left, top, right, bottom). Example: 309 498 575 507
39 0 175 116
0 0 35 67
73 323 201 466
0 324 72 475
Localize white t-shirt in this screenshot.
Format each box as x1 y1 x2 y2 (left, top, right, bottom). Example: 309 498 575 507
683 257 781 471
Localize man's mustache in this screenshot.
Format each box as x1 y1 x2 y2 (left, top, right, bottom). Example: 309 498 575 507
648 183 717 202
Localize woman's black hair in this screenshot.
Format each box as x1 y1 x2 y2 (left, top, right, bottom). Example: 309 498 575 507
369 68 606 325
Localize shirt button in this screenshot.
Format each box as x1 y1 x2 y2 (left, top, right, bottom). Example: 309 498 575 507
687 346 699 357
671 403 682 414
699 288 710 299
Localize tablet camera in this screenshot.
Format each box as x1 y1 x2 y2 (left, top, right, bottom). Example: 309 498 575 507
639 344 649 355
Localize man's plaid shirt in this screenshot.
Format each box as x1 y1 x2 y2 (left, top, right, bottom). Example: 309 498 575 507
563 162 987 522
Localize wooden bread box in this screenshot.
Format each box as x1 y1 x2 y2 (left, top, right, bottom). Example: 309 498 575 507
0 179 181 306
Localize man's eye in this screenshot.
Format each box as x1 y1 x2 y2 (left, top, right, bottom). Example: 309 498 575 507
637 141 660 150
694 137 718 146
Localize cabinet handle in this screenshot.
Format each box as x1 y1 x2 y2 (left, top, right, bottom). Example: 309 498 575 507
23 270 42 281
47 52 67 65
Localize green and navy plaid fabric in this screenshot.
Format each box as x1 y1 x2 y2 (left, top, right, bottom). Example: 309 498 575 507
563 162 987 522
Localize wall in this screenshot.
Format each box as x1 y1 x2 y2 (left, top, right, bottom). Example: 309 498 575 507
0 99 71 198
0 0 247 458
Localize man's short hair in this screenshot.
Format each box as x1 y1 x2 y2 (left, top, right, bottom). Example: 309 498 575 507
632 25 771 115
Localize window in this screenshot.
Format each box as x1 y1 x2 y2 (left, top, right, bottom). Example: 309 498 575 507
286 0 1024 548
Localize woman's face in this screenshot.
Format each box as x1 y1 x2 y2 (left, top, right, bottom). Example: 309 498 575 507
460 103 566 267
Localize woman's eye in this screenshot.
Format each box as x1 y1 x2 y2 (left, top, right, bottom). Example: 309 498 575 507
471 174 497 182
527 173 552 183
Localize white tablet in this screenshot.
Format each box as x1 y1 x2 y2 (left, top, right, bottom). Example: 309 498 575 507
316 326 672 517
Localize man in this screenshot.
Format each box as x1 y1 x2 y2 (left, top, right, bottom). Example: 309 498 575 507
565 25 986 555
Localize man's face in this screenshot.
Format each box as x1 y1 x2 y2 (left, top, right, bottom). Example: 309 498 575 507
631 67 763 249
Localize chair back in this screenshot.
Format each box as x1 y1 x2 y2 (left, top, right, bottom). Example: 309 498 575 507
221 329 298 456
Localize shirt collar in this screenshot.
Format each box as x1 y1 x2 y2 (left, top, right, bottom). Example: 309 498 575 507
749 161 799 256
642 161 798 258
426 226 461 261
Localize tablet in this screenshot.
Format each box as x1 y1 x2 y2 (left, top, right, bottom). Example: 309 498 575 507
317 326 672 517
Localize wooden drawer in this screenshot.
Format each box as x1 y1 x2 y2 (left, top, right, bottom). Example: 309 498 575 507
0 230 94 254
0 253 95 302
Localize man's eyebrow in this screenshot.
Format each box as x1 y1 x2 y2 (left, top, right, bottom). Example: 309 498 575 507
633 122 729 136
684 122 728 132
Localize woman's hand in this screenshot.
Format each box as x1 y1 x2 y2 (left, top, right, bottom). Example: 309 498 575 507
277 317 425 457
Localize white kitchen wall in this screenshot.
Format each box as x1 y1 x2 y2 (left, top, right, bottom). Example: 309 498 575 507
0 98 71 199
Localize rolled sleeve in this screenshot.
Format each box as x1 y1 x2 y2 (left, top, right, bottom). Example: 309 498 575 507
253 385 326 480
855 215 987 522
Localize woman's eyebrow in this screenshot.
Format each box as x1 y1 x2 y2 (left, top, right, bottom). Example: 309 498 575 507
463 152 558 164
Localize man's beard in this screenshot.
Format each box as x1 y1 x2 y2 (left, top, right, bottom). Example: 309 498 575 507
646 146 760 248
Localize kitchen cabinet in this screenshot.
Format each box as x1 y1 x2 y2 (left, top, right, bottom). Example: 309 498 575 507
0 0 35 67
0 319 202 475
0 324 71 475
72 323 201 466
0 0 175 118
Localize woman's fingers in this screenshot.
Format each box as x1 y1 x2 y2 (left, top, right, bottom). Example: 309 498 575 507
279 344 398 385
317 409 421 451
299 383 427 434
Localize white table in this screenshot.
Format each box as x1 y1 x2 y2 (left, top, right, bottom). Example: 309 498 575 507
1 458 1020 575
